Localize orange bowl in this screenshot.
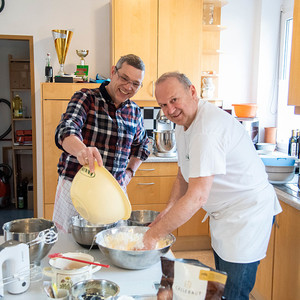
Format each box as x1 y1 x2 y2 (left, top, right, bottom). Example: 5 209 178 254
232 103 257 118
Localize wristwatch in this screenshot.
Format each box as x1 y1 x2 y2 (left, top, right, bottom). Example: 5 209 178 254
126 167 135 177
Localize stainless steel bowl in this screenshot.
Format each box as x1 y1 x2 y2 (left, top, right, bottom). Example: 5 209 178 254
70 279 120 299
128 210 159 226
3 218 57 265
70 215 118 249
95 226 176 270
153 130 176 153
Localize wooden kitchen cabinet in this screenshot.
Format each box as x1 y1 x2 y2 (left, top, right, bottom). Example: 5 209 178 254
272 201 300 300
112 0 202 101
127 162 210 251
41 83 99 219
288 0 300 114
252 200 300 300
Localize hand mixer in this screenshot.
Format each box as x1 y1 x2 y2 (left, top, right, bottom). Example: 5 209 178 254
0 240 30 298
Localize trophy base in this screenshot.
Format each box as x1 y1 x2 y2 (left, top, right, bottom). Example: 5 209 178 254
54 76 73 83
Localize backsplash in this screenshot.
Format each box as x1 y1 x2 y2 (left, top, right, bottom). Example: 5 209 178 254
141 107 161 137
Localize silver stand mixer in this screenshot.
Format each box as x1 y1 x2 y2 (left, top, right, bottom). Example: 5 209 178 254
153 109 177 157
0 240 30 298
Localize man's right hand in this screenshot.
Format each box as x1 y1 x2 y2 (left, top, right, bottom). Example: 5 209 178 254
76 147 103 172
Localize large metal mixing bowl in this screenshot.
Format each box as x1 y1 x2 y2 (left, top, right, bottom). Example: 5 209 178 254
2 218 57 265
95 226 175 270
153 130 176 153
70 215 118 249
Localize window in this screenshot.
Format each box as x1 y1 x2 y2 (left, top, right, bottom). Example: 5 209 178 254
277 8 300 153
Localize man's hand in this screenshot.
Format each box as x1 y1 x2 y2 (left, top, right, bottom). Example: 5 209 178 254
76 147 103 172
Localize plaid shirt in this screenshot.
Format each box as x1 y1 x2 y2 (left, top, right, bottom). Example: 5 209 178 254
55 81 149 187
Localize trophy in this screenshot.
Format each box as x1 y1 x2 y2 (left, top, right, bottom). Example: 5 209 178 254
76 50 89 65
52 29 73 76
75 49 89 81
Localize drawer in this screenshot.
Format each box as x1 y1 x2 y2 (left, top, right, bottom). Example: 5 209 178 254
127 176 176 205
136 162 177 177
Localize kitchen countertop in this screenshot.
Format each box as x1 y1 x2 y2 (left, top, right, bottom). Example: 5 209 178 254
273 175 300 210
145 153 178 163
0 233 172 299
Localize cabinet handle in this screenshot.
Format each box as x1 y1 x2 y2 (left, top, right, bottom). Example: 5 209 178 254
152 81 155 97
138 182 155 185
139 168 155 171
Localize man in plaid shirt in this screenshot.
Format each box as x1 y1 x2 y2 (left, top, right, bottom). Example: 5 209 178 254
53 54 150 232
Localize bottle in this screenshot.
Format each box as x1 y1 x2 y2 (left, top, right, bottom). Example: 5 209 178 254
45 53 53 82
297 130 300 159
17 183 25 209
12 94 23 118
288 129 298 157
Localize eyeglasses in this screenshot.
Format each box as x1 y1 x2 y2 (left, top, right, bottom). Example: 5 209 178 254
115 68 143 89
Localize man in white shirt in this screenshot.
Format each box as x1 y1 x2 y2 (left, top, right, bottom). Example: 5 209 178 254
143 72 282 299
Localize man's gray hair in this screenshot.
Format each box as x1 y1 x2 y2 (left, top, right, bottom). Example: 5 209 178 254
115 54 145 71
155 72 192 90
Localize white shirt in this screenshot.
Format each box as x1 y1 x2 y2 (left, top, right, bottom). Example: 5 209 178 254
176 100 282 263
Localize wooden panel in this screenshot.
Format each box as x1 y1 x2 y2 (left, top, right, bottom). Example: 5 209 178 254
127 176 176 205
42 83 99 100
136 162 178 177
42 99 69 205
158 0 202 94
112 0 158 100
44 204 54 220
272 201 300 300
252 226 275 300
177 208 209 236
288 0 300 106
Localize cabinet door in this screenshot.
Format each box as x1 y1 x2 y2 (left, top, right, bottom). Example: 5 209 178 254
288 0 300 107
42 99 69 217
112 0 158 100
158 0 202 93
272 201 300 300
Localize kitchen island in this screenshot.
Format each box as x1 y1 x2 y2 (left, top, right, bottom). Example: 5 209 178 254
0 232 169 299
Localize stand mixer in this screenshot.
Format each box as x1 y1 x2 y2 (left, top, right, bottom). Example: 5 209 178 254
0 240 30 298
153 109 177 157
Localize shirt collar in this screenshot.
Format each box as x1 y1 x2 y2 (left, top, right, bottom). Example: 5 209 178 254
100 81 131 108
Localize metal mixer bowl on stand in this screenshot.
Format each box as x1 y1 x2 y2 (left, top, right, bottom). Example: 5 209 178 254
153 109 177 157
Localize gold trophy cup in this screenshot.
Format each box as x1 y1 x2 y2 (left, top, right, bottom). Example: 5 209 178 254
76 50 89 65
52 29 73 76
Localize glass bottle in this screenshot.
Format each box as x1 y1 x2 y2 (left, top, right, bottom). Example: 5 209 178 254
297 130 300 159
12 94 23 118
288 129 298 157
45 53 53 82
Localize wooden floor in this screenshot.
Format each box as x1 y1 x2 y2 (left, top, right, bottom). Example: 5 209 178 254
173 249 256 300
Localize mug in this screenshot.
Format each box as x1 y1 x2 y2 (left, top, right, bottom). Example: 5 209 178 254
43 252 101 290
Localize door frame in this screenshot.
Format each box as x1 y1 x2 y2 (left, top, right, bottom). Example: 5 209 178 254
0 34 37 217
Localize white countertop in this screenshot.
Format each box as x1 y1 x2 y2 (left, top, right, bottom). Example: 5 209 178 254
0 233 172 299
145 153 178 163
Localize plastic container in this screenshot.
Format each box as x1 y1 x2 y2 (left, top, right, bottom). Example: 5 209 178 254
232 103 257 118
260 156 296 167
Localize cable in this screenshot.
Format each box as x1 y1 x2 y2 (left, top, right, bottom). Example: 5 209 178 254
0 0 5 14
0 98 11 140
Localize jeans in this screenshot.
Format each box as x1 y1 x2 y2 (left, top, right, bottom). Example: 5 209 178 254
213 251 260 300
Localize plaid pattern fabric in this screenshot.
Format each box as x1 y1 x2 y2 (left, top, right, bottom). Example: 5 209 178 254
55 81 149 187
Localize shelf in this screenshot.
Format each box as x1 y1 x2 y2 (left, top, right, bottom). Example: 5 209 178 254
11 88 31 92
203 25 226 31
12 117 32 121
13 145 32 150
9 58 30 62
203 0 228 7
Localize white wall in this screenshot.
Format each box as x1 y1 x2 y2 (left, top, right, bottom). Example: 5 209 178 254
0 0 289 216
0 0 111 217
